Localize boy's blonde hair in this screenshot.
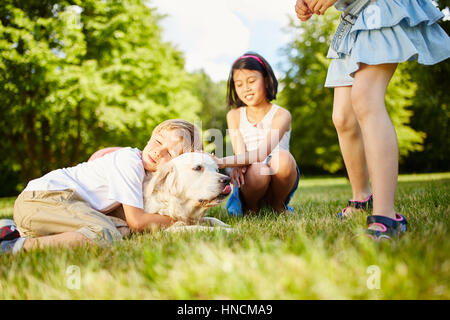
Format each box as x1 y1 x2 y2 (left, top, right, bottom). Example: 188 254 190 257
153 119 203 153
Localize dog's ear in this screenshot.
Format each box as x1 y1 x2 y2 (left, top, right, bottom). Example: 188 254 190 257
144 161 177 195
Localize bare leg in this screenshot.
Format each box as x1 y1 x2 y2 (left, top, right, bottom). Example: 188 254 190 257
333 86 372 201
240 163 271 212
266 151 298 211
22 232 92 251
351 63 398 219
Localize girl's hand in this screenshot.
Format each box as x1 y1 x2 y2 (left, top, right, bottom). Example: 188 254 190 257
295 0 313 21
304 0 337 15
230 166 247 188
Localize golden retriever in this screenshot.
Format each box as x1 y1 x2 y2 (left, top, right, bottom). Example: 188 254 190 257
108 152 232 234
143 152 231 225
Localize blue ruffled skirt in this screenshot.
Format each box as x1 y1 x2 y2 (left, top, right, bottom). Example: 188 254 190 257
325 0 450 87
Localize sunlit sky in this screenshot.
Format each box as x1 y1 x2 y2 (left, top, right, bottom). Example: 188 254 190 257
149 0 298 82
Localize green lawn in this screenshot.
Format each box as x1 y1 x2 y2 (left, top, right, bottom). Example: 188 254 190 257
0 173 449 299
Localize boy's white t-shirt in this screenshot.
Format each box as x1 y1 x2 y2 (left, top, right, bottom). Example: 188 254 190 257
24 147 145 211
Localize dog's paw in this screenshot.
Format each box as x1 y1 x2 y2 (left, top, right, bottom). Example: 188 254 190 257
200 217 230 228
165 225 234 233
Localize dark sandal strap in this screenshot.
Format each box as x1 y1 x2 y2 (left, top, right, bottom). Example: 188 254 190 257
348 194 373 210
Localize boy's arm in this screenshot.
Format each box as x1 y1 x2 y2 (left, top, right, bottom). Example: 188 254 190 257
122 204 176 232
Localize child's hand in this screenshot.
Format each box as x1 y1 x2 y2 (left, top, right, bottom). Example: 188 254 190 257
304 0 337 15
230 166 247 188
295 0 313 21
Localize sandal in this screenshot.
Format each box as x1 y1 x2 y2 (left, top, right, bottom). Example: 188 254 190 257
364 214 408 241
338 194 373 218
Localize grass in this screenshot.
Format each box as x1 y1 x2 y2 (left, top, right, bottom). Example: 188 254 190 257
0 172 449 299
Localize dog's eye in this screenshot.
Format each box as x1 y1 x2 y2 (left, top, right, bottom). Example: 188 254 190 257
193 165 203 171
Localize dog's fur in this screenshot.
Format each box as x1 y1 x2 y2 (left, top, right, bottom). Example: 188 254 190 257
142 152 231 225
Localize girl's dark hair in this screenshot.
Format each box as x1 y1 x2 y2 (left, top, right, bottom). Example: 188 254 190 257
226 52 278 108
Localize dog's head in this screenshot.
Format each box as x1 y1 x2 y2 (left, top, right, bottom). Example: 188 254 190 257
143 152 231 224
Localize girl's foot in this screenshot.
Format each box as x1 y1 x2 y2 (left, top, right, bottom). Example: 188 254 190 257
365 213 408 241
338 194 373 218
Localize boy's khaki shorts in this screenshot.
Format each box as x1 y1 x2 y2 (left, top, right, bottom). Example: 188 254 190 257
14 189 124 247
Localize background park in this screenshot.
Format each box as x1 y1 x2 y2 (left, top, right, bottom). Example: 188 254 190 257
0 0 449 299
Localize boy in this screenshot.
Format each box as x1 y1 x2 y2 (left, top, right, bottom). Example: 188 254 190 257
0 119 202 255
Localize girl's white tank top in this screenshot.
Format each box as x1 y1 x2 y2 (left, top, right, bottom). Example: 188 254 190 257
239 104 291 154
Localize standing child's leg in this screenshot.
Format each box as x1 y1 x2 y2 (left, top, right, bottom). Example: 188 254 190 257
333 86 372 201
351 63 398 219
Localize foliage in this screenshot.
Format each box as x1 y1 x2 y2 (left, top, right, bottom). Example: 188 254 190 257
401 60 450 173
401 1 450 173
187 70 228 154
0 0 201 195
279 11 340 173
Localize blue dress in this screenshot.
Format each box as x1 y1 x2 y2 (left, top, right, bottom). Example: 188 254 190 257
325 0 450 87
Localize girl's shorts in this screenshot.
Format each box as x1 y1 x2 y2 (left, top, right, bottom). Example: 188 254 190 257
226 162 300 217
325 0 450 87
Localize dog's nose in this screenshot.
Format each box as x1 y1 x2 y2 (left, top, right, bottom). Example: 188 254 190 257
219 176 231 184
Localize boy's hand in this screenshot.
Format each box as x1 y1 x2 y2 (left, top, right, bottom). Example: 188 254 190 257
295 0 313 21
304 0 337 15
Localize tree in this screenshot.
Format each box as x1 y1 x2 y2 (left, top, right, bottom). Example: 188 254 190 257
0 0 201 195
401 0 450 172
188 69 228 153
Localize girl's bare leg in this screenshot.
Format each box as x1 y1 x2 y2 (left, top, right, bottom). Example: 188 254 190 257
351 63 398 219
240 163 271 212
265 151 298 211
333 86 372 201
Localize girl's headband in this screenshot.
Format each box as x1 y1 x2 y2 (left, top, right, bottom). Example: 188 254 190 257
233 55 265 68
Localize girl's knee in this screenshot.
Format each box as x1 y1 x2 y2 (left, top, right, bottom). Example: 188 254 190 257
269 151 296 178
245 163 271 188
332 106 357 132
